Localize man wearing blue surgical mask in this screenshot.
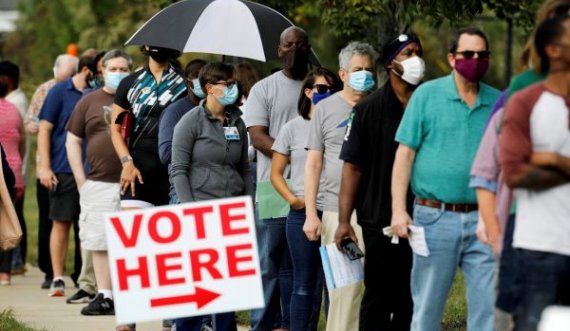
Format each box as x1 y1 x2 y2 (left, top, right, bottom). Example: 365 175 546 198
336 33 424 331
305 41 377 331
65 49 133 316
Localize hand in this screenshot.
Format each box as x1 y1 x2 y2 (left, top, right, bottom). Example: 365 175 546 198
391 210 412 238
37 166 57 191
334 223 357 250
290 196 305 210
25 121 39 134
476 216 502 255
120 162 143 196
303 213 322 241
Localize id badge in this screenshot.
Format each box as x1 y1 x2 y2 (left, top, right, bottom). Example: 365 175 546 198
224 126 240 141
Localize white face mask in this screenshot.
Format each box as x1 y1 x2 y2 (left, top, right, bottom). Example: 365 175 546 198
393 56 425 85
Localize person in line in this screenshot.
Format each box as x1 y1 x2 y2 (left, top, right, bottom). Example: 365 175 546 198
66 49 133 315
391 27 500 330
110 45 186 331
170 62 252 331
271 67 342 330
24 54 78 289
334 33 424 331
0 80 25 285
304 41 377 331
500 14 570 331
245 26 312 331
37 56 95 297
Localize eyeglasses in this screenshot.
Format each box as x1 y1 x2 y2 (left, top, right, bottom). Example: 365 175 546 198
313 84 331 94
455 50 491 59
213 80 237 88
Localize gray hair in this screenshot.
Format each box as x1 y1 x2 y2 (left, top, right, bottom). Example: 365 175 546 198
338 41 378 70
279 26 308 45
101 49 133 70
54 54 78 70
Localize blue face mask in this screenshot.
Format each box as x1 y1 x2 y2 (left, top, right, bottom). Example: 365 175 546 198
348 70 375 92
216 83 239 106
104 72 129 91
312 91 332 105
190 78 206 99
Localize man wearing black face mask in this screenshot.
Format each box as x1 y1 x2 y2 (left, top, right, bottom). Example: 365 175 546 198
335 33 423 331
245 26 311 331
110 45 186 331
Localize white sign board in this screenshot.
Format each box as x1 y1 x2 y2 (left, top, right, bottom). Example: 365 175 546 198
104 196 264 324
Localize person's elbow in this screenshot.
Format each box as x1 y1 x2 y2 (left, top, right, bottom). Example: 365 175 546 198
158 144 171 165
395 144 416 163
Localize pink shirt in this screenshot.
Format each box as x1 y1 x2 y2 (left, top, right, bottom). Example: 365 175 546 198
0 99 23 189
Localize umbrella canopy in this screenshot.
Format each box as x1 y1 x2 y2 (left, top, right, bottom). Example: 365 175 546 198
126 0 311 63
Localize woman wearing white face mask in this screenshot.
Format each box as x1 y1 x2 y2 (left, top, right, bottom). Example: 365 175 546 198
170 62 252 331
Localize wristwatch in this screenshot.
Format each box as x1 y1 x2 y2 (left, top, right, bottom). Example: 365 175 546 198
121 155 133 164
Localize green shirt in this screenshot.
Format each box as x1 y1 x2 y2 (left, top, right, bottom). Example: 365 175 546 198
396 73 500 204
507 69 546 98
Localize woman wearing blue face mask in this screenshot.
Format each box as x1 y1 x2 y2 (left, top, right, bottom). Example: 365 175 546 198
170 62 252 331
270 67 342 330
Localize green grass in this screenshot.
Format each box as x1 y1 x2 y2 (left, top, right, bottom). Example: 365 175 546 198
0 309 44 331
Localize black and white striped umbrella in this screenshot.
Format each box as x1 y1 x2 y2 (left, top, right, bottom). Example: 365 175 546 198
125 0 313 63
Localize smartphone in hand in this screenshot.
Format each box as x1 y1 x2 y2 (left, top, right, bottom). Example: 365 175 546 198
340 238 364 260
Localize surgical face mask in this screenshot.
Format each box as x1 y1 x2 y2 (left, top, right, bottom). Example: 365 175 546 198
190 78 206 99
87 73 103 89
105 72 129 91
393 56 425 85
215 83 239 106
454 58 489 82
312 91 332 105
348 70 375 92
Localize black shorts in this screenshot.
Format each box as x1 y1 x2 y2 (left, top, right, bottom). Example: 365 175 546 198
48 173 80 222
121 145 169 207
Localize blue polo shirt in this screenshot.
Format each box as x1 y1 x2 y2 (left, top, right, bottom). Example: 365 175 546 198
395 73 500 204
39 78 84 174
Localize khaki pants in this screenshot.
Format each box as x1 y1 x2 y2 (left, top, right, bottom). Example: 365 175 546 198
77 248 96 294
322 211 364 331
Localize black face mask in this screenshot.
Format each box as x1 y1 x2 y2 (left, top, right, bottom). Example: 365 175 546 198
282 47 310 70
147 47 180 64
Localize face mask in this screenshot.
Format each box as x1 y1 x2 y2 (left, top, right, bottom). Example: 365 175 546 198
87 74 103 89
393 56 425 85
190 78 206 99
348 70 375 92
105 72 129 91
215 83 239 106
312 91 332 105
148 47 180 63
454 58 489 82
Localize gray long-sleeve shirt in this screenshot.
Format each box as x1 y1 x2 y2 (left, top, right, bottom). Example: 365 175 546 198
170 104 252 203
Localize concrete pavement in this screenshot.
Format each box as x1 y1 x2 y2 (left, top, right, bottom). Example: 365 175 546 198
0 266 248 331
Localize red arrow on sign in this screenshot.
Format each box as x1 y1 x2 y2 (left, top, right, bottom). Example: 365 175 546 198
150 287 221 308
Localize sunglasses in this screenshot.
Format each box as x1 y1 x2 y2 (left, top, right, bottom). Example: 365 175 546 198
455 50 491 59
313 84 331 94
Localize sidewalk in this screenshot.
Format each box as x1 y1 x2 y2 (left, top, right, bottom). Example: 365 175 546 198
0 266 248 331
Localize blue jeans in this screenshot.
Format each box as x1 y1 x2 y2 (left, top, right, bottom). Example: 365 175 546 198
286 208 324 331
513 249 570 331
250 214 292 331
410 205 495 331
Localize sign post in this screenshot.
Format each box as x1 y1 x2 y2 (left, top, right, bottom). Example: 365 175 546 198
104 196 264 324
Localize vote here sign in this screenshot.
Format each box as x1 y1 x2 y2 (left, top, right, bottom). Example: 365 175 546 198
104 196 264 324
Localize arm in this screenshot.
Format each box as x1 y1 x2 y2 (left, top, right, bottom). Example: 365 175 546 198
505 164 568 189
475 187 501 254
391 144 416 238
170 117 196 202
238 121 253 198
334 162 361 248
24 85 44 135
110 103 142 195
530 152 570 176
248 125 274 158
158 106 176 165
303 149 323 241
270 152 303 209
65 132 86 188
37 120 57 190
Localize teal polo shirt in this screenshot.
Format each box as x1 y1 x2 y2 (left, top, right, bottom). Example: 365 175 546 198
395 73 500 204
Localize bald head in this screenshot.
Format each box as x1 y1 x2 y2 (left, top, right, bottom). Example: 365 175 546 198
279 26 308 45
53 54 78 81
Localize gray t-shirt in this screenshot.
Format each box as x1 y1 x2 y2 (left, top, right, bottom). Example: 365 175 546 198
244 71 303 185
272 116 324 210
306 93 353 212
